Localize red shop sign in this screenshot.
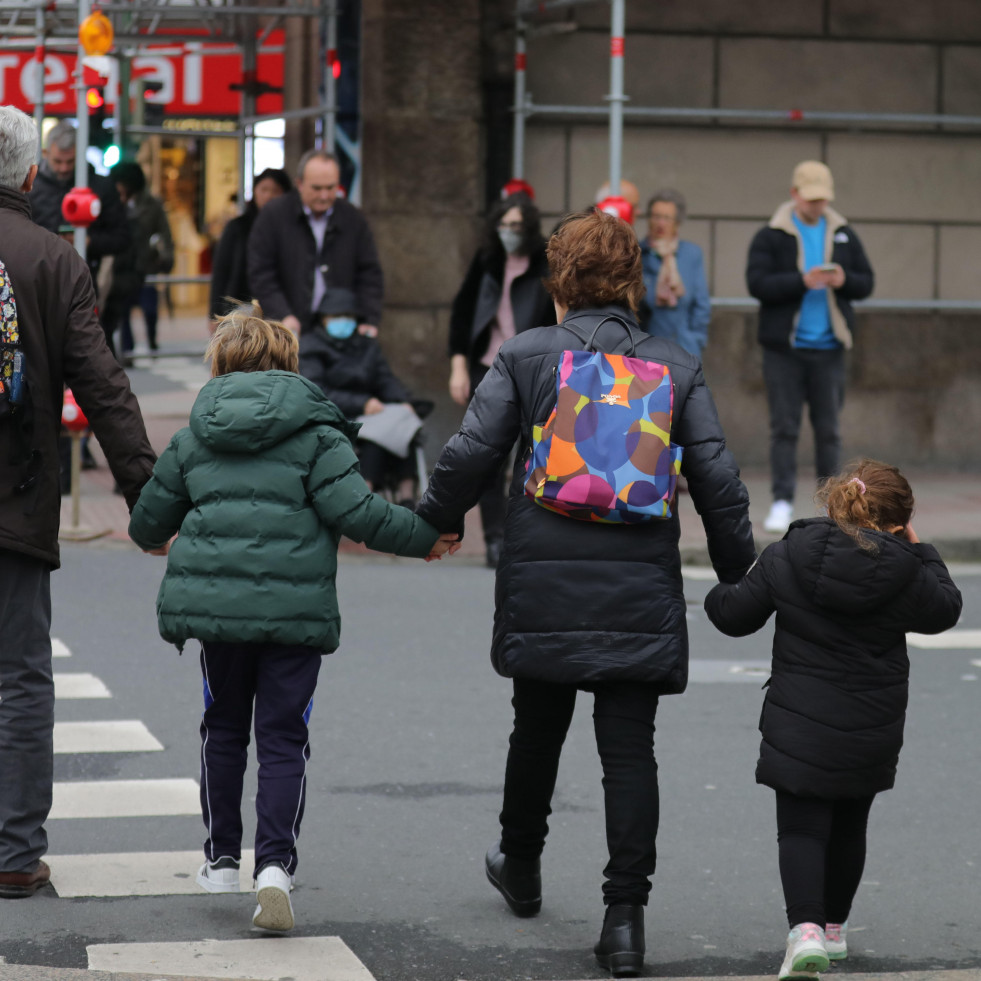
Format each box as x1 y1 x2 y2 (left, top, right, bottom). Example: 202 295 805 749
0 35 284 117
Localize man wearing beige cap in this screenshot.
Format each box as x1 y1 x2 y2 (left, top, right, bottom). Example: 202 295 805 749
746 160 874 533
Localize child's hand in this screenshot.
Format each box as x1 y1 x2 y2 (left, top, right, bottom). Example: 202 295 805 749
425 534 461 562
905 522 920 543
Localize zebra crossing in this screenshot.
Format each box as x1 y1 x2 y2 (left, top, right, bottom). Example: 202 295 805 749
38 637 377 981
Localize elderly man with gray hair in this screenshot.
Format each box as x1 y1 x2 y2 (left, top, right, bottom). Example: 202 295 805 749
28 119 130 353
0 106 155 899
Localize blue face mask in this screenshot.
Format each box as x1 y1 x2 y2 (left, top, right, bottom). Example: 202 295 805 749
325 316 357 339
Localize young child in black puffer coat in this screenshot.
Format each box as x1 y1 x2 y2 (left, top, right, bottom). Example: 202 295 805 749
704 459 962 981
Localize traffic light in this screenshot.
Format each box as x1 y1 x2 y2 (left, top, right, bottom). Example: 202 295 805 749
86 86 112 150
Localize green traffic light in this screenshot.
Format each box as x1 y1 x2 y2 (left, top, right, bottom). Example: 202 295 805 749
103 144 121 168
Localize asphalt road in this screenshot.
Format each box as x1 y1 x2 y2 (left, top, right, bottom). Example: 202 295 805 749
1 544 978 980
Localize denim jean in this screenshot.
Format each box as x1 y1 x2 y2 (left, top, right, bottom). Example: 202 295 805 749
499 677 660 905
762 346 846 504
0 550 53 873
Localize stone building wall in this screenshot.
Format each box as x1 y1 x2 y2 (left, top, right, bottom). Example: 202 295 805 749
355 0 981 468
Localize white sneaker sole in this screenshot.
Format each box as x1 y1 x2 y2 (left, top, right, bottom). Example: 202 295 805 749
253 884 295 931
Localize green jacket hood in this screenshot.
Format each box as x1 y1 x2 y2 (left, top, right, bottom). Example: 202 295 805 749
189 370 359 452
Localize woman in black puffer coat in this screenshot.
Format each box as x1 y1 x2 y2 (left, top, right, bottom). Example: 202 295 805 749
705 460 961 979
417 210 756 977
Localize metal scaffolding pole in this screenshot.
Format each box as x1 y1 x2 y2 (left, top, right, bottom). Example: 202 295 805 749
606 0 624 197
511 8 527 179
32 3 45 144
73 0 90 261
238 20 257 212
321 0 337 151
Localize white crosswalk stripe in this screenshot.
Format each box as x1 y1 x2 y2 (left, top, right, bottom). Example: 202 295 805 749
52 637 71 658
54 719 163 754
50 778 200 819
53 672 111 699
87 937 376 980
908 628 981 648
45 849 254 897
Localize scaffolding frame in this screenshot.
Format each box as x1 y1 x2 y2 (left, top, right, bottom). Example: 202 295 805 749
1 0 343 256
512 0 981 203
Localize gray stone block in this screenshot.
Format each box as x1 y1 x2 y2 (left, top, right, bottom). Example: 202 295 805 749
849 223 934 300
719 38 937 114
828 133 981 222
942 47 981 117
713 221 762 298
830 0 981 41
939 226 981 299
573 0 823 34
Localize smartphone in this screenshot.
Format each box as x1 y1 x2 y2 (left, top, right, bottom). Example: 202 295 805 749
817 263 837 272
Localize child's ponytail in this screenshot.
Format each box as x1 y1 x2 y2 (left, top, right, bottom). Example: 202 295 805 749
817 459 914 553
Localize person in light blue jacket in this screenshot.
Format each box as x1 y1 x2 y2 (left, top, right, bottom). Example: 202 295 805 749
639 189 711 358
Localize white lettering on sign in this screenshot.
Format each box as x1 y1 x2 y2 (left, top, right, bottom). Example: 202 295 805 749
20 58 70 105
131 57 175 103
183 44 202 106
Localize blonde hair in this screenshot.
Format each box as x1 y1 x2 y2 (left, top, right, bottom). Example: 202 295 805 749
816 459 914 553
206 301 298 376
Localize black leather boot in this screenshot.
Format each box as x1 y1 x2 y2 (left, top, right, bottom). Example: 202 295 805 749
594 903 645 978
484 840 541 917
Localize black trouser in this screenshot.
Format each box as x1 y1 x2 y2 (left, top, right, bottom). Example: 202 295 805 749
357 439 417 491
500 677 660 906
199 641 322 877
775 791 876 928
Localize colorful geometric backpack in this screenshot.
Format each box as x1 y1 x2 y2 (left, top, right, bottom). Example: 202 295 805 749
524 317 683 524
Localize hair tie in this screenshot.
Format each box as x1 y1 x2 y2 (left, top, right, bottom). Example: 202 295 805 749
849 477 867 494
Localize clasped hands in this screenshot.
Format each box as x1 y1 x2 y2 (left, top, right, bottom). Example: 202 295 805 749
425 533 463 563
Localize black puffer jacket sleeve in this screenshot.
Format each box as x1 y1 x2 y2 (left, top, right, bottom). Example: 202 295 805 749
416 352 521 532
906 543 963 634
675 364 757 582
704 553 775 635
745 227 806 305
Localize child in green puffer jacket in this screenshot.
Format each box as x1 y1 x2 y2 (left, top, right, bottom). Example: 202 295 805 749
129 305 455 934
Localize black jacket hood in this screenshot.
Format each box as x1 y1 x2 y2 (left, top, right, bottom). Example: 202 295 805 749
785 517 921 615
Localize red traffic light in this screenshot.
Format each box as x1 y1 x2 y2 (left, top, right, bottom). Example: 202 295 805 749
85 86 104 110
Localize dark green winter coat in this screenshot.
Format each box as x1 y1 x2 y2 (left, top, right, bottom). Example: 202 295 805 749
128 370 439 650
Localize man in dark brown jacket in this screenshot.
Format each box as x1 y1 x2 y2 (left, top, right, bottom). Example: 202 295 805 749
0 106 156 899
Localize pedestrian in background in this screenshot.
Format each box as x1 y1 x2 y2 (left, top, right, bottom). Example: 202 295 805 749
129 304 453 933
746 160 874 534
447 191 554 567
704 460 961 980
110 161 175 362
209 167 291 322
0 106 155 900
418 210 755 977
640 189 710 358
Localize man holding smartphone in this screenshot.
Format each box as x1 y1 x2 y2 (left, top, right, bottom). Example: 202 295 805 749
746 160 875 534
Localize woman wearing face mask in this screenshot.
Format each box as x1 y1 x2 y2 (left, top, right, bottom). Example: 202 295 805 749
448 192 554 567
299 289 423 506
209 168 293 323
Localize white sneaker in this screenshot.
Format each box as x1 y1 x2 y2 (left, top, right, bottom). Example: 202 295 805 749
825 921 847 960
196 856 240 893
252 864 295 932
764 500 794 534
778 922 829 980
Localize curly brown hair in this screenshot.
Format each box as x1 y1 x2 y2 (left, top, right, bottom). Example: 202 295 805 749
544 210 645 313
206 300 299 376
816 459 914 553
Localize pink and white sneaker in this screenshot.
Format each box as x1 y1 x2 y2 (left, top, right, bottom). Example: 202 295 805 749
778 922 829 980
825 922 848 960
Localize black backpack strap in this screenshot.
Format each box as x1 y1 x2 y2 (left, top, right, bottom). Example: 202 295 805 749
558 315 637 356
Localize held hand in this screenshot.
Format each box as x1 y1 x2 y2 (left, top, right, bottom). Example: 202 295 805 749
357 323 380 338
363 397 385 415
282 314 302 335
425 533 461 562
449 364 470 406
803 267 831 290
825 264 846 289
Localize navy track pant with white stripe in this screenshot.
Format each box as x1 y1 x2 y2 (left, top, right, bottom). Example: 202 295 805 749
199 641 322 877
